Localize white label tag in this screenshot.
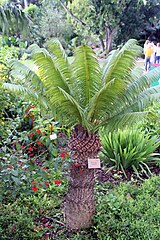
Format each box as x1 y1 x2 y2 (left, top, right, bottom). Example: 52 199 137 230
88 158 101 169
50 134 57 140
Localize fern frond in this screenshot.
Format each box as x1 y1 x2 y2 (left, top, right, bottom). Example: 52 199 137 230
125 66 160 100
102 39 142 84
9 60 44 90
29 45 70 93
71 45 102 108
102 112 147 132
47 39 72 85
3 83 48 108
49 87 84 126
3 82 28 93
87 78 126 122
122 86 160 113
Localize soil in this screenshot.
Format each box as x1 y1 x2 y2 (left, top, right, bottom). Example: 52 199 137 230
96 163 160 185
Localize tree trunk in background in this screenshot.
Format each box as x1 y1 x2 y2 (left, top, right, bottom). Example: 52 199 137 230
24 0 28 9
64 124 101 230
105 27 118 53
99 37 105 52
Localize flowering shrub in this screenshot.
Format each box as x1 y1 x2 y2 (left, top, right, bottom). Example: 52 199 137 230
0 149 67 201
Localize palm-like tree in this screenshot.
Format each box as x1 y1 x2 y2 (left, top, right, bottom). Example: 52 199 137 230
4 39 160 229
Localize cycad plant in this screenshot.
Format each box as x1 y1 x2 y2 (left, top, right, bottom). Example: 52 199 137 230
4 39 160 230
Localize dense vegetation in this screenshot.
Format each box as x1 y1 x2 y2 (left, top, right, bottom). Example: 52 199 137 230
0 0 160 239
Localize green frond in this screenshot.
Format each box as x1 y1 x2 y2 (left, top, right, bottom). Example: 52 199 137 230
47 39 72 85
123 67 160 103
104 67 160 118
48 87 84 126
71 45 102 108
102 112 147 132
7 39 160 133
87 78 126 122
28 44 42 55
130 67 144 82
103 85 160 124
3 82 28 94
29 45 70 93
102 39 142 84
9 60 43 90
3 83 48 108
123 86 160 113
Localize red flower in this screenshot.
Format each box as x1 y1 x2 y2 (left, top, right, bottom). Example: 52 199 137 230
20 145 25 149
30 106 35 108
74 163 81 167
26 114 29 117
29 133 34 138
37 141 43 146
18 161 23 165
32 180 36 185
65 152 69 157
39 184 43 187
43 236 49 239
53 180 62 185
28 146 33 151
32 186 38 192
60 152 69 158
36 129 41 134
42 167 48 170
29 153 34 157
45 182 49 186
45 225 52 228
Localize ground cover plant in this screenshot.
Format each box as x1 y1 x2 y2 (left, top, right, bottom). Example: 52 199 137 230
94 176 160 240
0 175 160 239
3 38 160 230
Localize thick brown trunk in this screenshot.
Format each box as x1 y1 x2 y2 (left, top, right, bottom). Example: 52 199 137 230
63 124 101 230
64 167 95 230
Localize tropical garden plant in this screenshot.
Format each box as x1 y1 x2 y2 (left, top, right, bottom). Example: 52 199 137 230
100 128 159 178
3 39 160 230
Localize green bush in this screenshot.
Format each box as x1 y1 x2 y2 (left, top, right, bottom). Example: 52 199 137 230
94 176 160 240
0 193 62 240
100 128 159 177
139 102 160 155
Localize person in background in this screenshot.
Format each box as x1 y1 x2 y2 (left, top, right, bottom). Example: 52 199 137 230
144 39 150 53
150 41 157 64
155 42 160 64
144 43 154 71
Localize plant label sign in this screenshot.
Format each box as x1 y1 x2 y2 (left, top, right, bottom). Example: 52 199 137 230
50 134 57 140
88 158 101 169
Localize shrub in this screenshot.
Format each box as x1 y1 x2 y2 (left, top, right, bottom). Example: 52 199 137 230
94 176 160 240
100 128 159 178
139 102 160 154
0 193 63 240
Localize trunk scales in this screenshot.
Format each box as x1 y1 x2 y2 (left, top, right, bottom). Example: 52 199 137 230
64 124 101 230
